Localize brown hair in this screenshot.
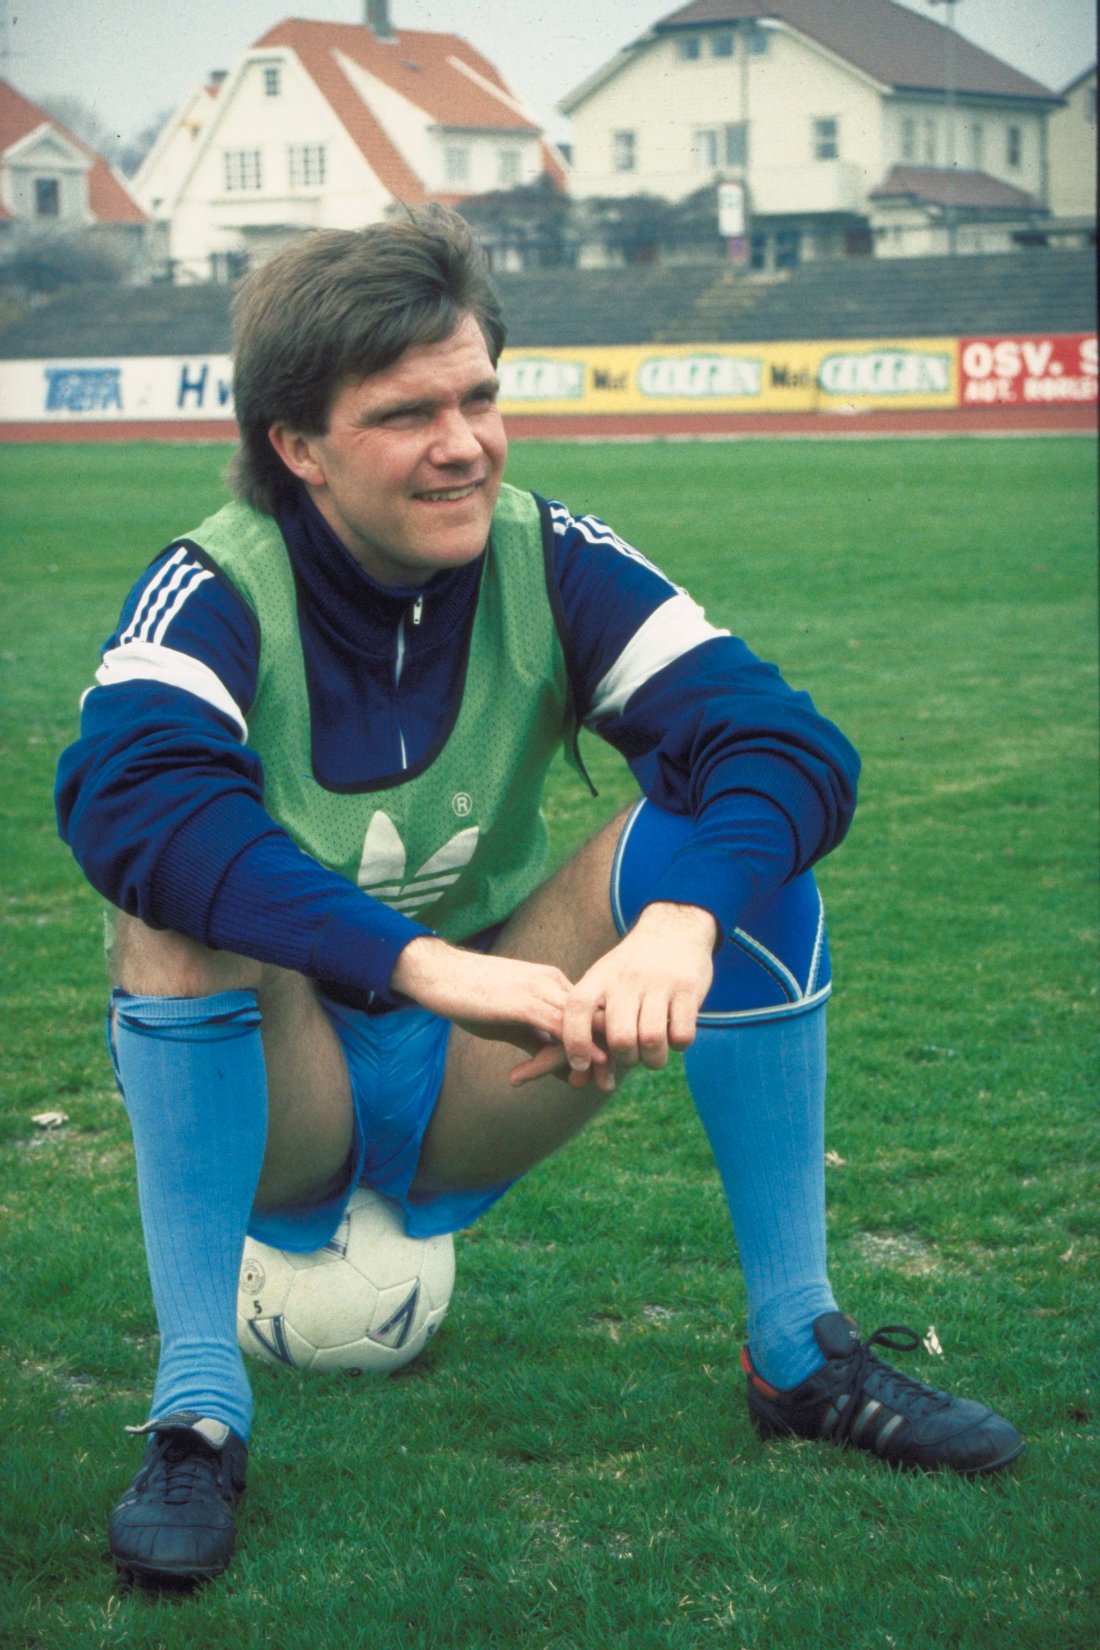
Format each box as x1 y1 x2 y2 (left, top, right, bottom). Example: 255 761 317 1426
228 207 506 515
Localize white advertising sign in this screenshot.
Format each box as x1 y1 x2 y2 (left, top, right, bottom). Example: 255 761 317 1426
0 356 236 422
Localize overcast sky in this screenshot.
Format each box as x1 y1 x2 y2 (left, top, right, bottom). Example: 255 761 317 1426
5 0 1096 152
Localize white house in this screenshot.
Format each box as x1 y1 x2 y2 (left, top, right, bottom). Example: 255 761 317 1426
134 3 566 283
1046 64 1097 228
0 78 147 269
560 0 1064 266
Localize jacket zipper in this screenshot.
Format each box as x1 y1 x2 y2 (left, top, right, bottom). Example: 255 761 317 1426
393 596 424 771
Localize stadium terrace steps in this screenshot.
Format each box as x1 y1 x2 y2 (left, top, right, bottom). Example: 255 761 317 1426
495 250 1097 345
0 285 234 360
0 250 1094 360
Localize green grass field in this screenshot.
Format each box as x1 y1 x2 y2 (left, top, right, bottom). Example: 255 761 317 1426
1 436 1097 1649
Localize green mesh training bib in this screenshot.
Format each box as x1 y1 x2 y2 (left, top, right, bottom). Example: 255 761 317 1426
189 486 571 941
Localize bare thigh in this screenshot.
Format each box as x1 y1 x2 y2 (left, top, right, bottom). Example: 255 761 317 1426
412 807 631 1196
111 915 354 1211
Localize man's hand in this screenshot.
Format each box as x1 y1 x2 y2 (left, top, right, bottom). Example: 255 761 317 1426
390 935 574 1057
510 902 719 1093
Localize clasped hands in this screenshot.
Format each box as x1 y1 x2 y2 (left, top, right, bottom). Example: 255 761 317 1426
391 901 719 1095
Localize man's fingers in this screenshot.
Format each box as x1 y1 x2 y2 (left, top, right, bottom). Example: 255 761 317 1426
509 1041 613 1089
509 1042 568 1087
602 992 644 1069
636 993 673 1069
562 985 604 1072
667 987 699 1052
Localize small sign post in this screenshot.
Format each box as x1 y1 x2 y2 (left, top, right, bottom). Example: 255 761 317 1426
718 181 749 266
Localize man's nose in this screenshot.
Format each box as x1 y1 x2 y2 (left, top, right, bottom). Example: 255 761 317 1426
428 406 482 466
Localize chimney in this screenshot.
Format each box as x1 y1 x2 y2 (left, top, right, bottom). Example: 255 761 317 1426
365 0 395 41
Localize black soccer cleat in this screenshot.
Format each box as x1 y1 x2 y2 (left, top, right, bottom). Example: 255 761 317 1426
107 1411 248 1587
743 1312 1025 1476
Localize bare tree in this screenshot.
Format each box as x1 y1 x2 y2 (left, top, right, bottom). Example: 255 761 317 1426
37 94 125 166
117 111 173 178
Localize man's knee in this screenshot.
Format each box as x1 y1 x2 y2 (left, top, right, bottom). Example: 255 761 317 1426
111 912 263 998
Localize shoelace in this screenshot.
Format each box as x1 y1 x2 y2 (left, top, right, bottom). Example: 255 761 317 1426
148 1435 222 1506
840 1324 953 1424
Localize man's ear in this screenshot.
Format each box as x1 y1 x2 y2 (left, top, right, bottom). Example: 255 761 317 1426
268 423 325 488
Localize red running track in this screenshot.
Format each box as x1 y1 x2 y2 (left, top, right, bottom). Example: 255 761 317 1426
1 405 1095 443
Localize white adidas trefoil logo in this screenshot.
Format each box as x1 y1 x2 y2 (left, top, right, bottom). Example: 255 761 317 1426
356 810 479 916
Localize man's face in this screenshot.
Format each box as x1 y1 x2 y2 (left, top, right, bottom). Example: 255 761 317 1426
270 312 507 587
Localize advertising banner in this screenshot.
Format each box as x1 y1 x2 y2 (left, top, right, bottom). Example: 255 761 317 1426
0 356 235 423
958 334 1097 406
1 335 1093 429
497 337 958 416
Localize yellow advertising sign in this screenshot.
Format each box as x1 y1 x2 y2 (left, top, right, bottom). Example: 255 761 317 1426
497 338 958 415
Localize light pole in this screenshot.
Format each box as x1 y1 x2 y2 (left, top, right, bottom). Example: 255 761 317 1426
928 0 961 255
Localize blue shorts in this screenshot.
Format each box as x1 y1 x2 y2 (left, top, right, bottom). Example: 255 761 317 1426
249 798 831 1254
247 998 516 1253
611 799 831 1026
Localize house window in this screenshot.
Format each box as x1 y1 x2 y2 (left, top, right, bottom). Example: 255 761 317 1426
34 176 60 217
775 227 801 269
444 145 469 184
692 128 719 170
210 250 249 283
1006 125 1022 169
677 35 701 61
498 148 521 188
724 122 748 167
969 122 984 169
923 118 937 164
223 149 262 191
813 118 839 160
747 24 769 55
612 130 636 172
289 144 326 187
712 32 734 58
901 116 917 161
263 65 281 97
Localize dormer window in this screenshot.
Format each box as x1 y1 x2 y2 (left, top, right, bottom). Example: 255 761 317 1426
34 177 60 217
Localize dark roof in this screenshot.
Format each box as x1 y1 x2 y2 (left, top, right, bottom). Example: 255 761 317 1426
654 1 1059 102
870 165 1042 210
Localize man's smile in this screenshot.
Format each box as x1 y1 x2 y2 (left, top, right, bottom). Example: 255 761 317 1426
413 481 484 503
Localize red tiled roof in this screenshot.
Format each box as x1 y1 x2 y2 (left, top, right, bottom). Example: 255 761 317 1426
256 20 564 201
870 165 1042 210
654 1 1059 102
0 77 146 222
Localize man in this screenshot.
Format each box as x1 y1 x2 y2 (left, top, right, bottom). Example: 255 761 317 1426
56 208 1023 1590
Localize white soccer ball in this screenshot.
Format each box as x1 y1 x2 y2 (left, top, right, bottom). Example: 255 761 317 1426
237 1188 455 1375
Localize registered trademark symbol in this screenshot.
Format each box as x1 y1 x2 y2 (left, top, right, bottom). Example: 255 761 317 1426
452 792 472 817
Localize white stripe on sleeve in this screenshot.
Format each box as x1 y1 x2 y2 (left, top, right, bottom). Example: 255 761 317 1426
120 556 214 647
149 569 214 644
586 593 729 724
119 549 188 644
89 640 248 738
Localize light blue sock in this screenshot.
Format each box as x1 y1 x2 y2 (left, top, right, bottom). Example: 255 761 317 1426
110 989 267 1442
683 1004 836 1391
